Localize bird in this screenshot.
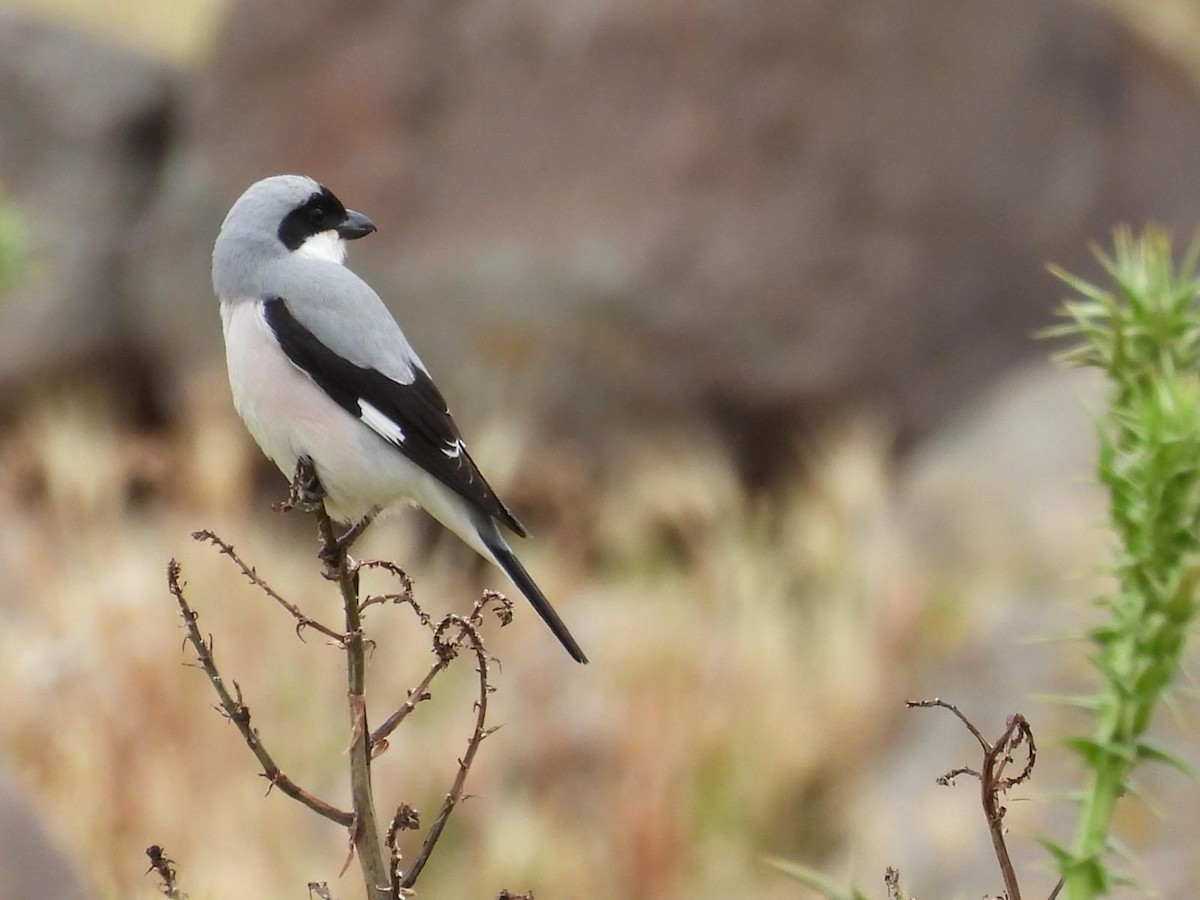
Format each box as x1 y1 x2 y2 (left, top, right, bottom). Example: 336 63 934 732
212 174 588 664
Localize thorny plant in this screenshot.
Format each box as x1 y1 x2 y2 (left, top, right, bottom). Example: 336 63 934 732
166 458 513 898
1046 228 1200 898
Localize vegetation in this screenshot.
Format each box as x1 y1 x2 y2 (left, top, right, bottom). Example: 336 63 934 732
0 191 24 292
1047 229 1200 898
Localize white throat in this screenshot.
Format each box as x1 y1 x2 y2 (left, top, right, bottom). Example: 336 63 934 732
296 230 347 264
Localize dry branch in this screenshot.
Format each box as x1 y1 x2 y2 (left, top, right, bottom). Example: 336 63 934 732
168 559 355 827
145 845 187 899
398 608 500 889
192 529 345 642
372 591 511 751
167 455 508 897
907 699 1036 900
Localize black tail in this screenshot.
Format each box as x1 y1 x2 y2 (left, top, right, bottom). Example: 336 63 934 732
480 528 589 664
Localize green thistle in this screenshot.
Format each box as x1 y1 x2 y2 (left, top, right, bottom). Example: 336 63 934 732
1044 227 1200 898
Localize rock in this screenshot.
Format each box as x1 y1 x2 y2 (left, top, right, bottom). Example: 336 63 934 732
0 773 94 900
895 360 1108 580
164 0 1200 473
0 13 176 397
12 3 1200 481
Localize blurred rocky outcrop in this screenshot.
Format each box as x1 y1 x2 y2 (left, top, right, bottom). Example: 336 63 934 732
173 0 1200 465
0 14 176 399
896 360 1107 580
10 2 1200 476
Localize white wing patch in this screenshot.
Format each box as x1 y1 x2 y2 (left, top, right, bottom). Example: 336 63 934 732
441 439 465 459
358 399 406 445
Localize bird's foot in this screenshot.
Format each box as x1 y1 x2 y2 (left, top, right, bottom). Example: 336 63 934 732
318 509 379 570
283 457 326 514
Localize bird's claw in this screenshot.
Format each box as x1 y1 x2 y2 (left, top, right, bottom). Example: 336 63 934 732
295 480 325 515
287 457 326 513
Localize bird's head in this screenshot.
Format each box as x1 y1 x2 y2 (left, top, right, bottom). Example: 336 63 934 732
216 174 376 268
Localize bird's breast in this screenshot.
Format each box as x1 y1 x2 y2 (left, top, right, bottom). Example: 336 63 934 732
219 299 419 520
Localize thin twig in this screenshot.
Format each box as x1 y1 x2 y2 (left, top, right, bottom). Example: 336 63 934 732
936 766 981 786
884 867 907 900
994 716 1036 791
167 560 354 827
191 529 346 643
371 591 512 751
369 666 439 753
909 700 1036 900
399 611 498 888
146 845 187 899
906 698 990 751
356 560 423 622
386 805 421 899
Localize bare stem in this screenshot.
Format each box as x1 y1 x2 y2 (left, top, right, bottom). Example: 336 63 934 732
298 460 391 899
167 560 353 827
909 700 1035 900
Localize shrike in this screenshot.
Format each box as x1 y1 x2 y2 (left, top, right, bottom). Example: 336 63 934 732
212 174 587 664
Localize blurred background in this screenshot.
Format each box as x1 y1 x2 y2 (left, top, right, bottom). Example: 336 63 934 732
1 0 1199 897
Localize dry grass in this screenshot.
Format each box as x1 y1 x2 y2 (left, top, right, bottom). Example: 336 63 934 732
0 374 934 899
4 364 1195 899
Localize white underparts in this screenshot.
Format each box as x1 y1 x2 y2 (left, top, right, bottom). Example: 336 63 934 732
296 230 347 264
358 399 406 445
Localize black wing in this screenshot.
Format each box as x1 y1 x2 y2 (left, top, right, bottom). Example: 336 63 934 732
263 297 527 536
